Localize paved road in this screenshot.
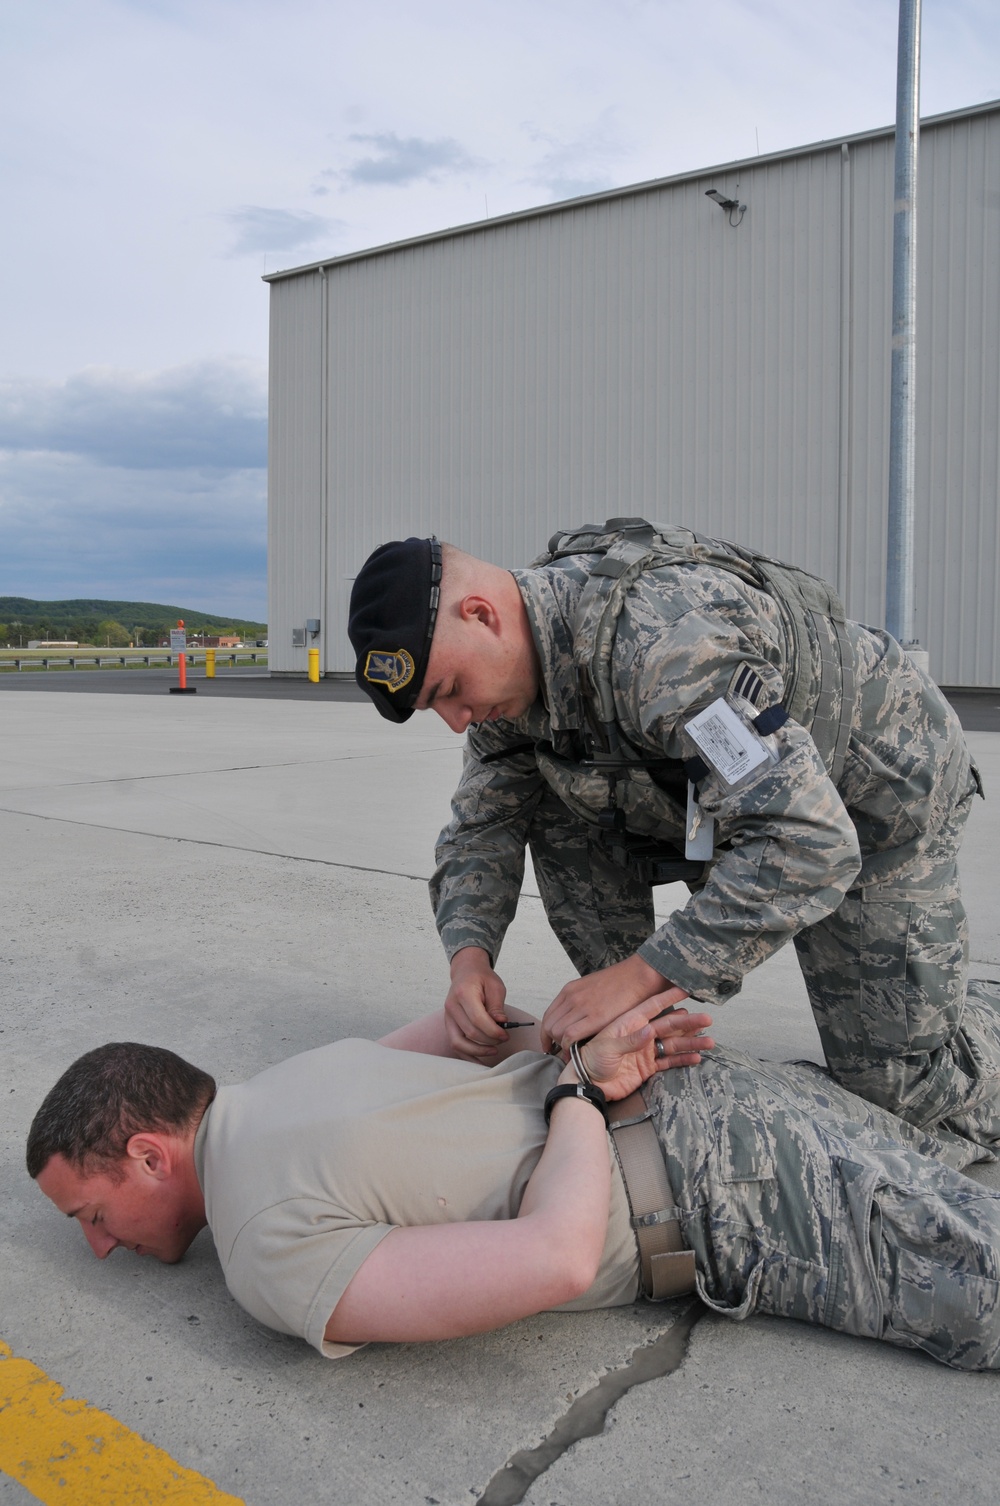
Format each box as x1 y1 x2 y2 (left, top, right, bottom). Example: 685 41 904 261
2 666 998 727
2 688 999 1504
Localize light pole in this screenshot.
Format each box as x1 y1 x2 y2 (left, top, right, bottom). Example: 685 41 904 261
885 0 927 671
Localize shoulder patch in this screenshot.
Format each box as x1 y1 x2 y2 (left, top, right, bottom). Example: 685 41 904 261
729 663 766 707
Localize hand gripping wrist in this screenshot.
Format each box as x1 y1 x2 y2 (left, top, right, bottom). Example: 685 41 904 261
543 1081 609 1127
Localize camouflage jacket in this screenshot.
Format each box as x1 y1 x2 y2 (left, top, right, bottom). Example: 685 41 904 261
431 553 972 1005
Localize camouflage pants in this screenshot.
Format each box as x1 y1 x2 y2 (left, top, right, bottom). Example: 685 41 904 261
794 893 1000 1146
792 651 1000 1145
649 1046 1000 1369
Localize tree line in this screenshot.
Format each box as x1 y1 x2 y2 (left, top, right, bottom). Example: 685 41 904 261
0 598 267 648
1 618 173 647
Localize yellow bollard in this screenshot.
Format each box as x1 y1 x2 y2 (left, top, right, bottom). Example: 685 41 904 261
308 647 320 683
205 648 216 679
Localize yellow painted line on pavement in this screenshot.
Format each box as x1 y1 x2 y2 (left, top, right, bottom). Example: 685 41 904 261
0 1341 244 1504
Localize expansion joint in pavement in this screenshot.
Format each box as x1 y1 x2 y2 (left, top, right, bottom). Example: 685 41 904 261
477 1301 702 1505
0 803 433 883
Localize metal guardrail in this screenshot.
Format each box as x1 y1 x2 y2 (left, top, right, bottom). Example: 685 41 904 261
0 650 268 673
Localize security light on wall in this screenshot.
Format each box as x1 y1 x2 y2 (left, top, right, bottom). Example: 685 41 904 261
705 188 746 225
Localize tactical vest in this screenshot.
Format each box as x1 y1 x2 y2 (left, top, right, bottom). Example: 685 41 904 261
532 517 857 786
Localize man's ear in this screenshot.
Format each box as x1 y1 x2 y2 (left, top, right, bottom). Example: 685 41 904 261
457 593 501 634
125 1133 173 1179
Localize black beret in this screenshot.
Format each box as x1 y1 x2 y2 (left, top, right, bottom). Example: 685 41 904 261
348 537 442 722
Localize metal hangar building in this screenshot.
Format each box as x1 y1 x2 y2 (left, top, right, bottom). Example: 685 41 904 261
264 100 1000 687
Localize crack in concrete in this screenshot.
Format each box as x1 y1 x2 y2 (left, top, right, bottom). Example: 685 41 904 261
0 806 558 901
0 740 456 795
477 1302 702 1505
0 804 437 881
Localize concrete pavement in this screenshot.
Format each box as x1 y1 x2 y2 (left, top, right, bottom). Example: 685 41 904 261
1 665 998 727
1 686 998 1504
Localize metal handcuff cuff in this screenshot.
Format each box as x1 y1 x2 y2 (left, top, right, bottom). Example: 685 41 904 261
551 1037 667 1076
542 1036 668 1126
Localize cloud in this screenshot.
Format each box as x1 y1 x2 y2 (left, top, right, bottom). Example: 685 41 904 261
337 132 484 187
225 205 341 257
0 359 267 470
541 175 615 201
0 359 268 616
524 113 623 202
0 449 266 620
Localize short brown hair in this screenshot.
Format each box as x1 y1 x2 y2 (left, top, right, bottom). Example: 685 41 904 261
26 1042 216 1179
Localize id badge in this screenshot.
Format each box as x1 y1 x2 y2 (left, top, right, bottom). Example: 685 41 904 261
686 697 771 789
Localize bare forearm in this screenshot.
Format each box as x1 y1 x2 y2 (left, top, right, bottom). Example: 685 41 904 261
516 1071 610 1284
327 1208 600 1345
325 1071 611 1346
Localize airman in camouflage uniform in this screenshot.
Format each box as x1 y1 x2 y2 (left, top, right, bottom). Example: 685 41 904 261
349 525 1000 1151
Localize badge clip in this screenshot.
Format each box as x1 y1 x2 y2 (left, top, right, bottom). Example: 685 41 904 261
685 781 714 861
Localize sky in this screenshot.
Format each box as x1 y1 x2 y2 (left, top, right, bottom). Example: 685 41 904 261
1 0 997 621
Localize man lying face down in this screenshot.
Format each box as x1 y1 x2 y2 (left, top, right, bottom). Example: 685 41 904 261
27 991 1000 1369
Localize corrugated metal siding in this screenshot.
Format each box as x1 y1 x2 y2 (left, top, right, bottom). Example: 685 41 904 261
268 104 1000 684
267 274 324 672
917 110 1000 685
841 112 1000 684
842 135 894 625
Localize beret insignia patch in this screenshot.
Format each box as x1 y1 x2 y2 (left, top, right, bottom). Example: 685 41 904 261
364 648 416 693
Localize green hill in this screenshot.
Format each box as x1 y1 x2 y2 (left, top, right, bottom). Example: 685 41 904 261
0 597 266 644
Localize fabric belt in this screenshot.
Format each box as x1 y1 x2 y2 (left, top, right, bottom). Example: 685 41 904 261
607 1087 697 1301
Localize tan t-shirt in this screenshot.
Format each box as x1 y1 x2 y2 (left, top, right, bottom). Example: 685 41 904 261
194 1040 640 1357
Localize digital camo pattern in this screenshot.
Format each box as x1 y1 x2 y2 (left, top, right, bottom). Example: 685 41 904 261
649 1044 1000 1370
431 555 858 976
430 550 1000 1142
